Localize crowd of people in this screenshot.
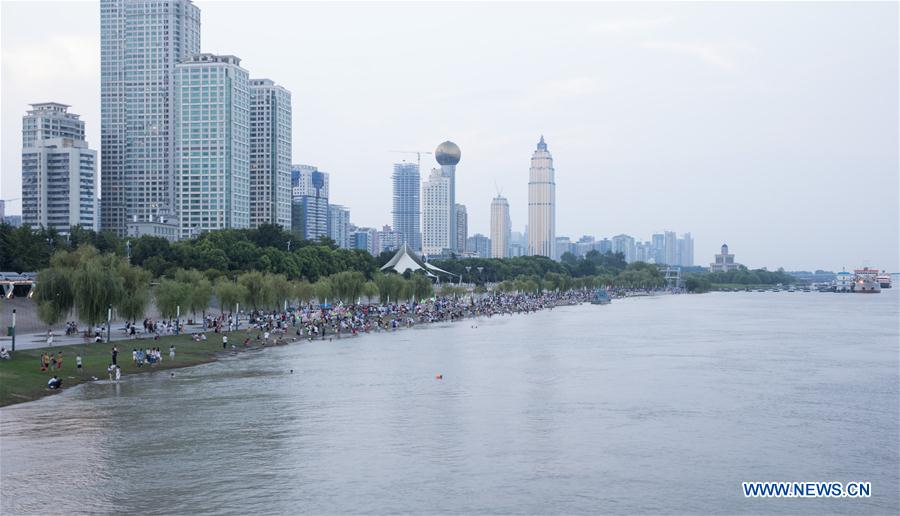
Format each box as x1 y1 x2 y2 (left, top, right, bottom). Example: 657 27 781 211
238 289 592 344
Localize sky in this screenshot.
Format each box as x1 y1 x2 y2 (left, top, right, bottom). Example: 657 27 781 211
1 0 898 272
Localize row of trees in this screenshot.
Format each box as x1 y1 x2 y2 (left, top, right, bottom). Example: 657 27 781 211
32 245 440 327
0 223 377 281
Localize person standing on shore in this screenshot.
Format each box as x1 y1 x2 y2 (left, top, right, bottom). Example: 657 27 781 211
76 354 82 374
115 366 121 382
46 330 53 347
169 345 175 360
222 335 228 349
111 346 119 366
56 352 63 371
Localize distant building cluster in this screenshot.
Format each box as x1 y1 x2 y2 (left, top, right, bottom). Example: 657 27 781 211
11 0 712 268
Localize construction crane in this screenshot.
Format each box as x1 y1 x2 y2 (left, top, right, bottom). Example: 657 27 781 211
389 150 432 169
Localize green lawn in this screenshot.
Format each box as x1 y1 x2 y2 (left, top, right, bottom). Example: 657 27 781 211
0 329 271 407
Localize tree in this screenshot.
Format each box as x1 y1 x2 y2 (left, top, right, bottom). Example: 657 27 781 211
329 271 366 304
155 279 191 319
172 269 212 319
293 280 316 307
117 261 152 322
215 278 247 314
74 256 125 326
237 271 267 309
362 281 379 303
374 272 405 304
266 273 292 310
314 277 333 304
33 266 74 328
408 274 433 301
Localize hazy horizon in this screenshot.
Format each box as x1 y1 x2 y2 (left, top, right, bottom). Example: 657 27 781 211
2 1 897 271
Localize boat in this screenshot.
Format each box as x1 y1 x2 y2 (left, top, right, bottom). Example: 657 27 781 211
853 278 881 294
834 271 853 292
876 272 892 289
590 289 611 305
850 268 882 293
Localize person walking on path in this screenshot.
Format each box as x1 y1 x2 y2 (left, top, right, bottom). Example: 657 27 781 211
169 345 175 360
46 330 54 347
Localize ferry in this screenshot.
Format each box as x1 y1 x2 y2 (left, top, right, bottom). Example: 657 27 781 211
591 289 611 305
852 268 882 293
876 272 892 289
834 271 853 292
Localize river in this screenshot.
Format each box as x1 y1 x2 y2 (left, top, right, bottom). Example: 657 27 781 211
2 291 898 514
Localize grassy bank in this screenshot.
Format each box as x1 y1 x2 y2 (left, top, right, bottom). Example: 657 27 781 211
0 329 262 407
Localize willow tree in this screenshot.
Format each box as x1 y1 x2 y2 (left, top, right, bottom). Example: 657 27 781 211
33 266 74 328
314 277 333 305
329 271 366 304
215 278 247 315
266 273 292 310
293 280 316 307
73 257 124 326
173 269 213 319
155 279 191 320
116 261 152 322
238 271 267 309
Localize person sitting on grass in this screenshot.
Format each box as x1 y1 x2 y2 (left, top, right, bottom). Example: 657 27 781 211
0 347 10 360
47 376 62 390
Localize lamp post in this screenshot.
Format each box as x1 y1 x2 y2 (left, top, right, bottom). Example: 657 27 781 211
10 309 16 352
176 305 180 335
126 240 132 263
106 304 112 343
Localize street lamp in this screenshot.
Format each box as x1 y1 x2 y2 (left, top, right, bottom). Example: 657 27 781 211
10 309 16 352
106 304 112 343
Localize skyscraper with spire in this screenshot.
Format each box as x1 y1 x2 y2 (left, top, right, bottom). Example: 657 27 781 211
527 136 556 258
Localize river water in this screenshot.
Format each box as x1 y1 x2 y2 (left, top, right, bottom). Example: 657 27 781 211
2 291 898 514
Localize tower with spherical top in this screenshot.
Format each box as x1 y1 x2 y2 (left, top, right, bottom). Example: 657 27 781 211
434 140 461 252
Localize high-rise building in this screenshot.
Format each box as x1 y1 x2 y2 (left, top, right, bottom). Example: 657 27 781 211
377 224 403 253
509 231 526 257
651 233 666 263
490 195 511 258
421 168 451 257
392 162 421 251
467 233 491 258
435 141 461 251
455 204 468 253
556 236 575 258
249 79 292 230
101 0 201 235
327 204 350 248
679 232 694 267
351 227 379 255
291 165 329 241
612 234 636 263
21 103 97 233
664 231 677 265
174 54 251 239
527 136 555 258
598 238 612 254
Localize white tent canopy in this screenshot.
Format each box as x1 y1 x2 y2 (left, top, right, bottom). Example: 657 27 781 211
380 244 454 279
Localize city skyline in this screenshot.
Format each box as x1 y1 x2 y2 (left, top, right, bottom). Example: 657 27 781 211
1 1 897 271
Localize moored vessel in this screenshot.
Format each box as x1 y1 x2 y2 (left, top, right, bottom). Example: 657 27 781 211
591 289 611 305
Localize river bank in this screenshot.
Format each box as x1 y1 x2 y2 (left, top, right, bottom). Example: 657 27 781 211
0 290 595 407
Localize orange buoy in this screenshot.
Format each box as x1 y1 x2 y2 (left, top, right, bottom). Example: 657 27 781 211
435 374 443 380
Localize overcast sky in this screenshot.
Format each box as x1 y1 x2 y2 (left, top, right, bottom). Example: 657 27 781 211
2 1 898 271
